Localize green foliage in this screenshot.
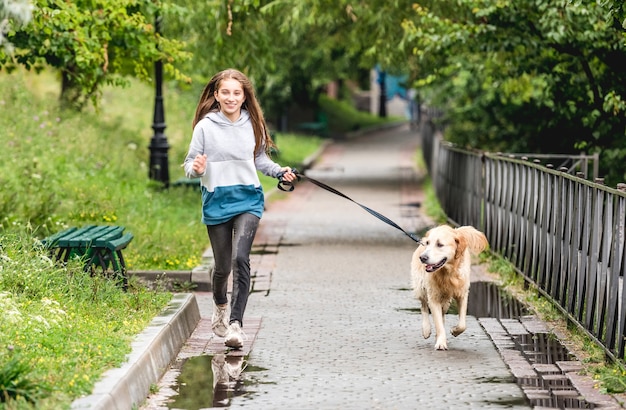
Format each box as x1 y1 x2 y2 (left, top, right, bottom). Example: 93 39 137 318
4 0 626 186
318 94 398 133
1 0 190 110
595 365 626 394
0 0 32 52
158 0 626 186
0 349 47 406
0 230 171 408
162 0 370 120
396 0 626 186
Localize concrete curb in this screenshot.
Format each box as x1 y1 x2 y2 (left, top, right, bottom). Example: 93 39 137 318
71 293 201 410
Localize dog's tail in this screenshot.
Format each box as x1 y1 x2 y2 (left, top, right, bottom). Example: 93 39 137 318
456 226 489 255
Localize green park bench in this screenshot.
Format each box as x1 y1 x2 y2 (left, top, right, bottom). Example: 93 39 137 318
172 177 200 189
40 225 134 290
296 111 329 137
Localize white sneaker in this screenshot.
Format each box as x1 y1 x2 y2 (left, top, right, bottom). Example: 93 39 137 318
224 322 245 349
212 304 229 337
211 354 229 387
225 356 246 379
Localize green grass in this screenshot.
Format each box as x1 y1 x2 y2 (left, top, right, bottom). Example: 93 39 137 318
0 232 172 409
0 68 328 409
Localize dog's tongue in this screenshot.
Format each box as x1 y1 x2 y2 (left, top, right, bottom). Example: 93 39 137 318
424 258 446 272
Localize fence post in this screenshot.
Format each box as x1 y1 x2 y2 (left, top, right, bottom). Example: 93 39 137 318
593 153 600 180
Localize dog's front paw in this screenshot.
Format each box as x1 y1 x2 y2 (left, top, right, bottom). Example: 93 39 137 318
451 325 466 337
422 322 431 339
434 338 448 350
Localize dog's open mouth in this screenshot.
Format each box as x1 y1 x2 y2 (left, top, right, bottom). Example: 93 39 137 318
424 258 447 272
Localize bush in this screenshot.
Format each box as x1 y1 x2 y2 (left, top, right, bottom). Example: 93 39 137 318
318 94 401 134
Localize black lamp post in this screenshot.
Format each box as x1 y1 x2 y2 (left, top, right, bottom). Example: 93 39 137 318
148 14 170 187
378 69 387 118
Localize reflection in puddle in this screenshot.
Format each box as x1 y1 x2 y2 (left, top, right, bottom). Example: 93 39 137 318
168 354 248 409
467 281 529 318
514 333 574 364
399 281 529 319
442 281 529 319
513 334 594 408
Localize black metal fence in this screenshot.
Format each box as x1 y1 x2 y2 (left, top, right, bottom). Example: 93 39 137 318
421 120 626 362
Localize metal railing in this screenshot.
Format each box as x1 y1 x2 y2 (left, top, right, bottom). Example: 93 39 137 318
421 120 626 362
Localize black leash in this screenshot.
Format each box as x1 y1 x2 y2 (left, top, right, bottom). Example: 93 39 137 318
277 169 423 245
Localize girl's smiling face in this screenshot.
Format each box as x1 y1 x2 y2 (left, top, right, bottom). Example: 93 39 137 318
214 78 246 122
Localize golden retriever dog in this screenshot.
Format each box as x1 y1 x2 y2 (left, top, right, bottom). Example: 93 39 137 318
411 225 488 350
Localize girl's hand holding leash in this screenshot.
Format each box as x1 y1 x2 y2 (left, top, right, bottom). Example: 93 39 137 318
278 167 297 182
276 167 300 191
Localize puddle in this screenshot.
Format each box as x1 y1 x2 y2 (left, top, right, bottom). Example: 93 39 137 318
443 281 529 319
514 333 575 364
167 354 251 409
512 333 594 408
466 281 529 318
399 281 529 319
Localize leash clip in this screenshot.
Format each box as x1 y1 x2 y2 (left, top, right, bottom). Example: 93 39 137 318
277 168 301 192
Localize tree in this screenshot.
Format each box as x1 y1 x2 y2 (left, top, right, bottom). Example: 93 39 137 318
0 0 32 51
267 0 626 183
399 0 626 184
0 0 190 110
162 0 369 126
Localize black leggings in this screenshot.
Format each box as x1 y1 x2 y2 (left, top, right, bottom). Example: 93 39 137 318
207 213 260 326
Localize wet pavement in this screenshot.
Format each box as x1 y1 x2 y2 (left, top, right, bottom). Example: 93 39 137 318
141 124 622 410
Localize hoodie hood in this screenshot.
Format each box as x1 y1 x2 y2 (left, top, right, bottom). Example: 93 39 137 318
206 109 250 127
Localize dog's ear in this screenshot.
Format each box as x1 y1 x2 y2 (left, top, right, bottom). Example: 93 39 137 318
454 234 468 260
456 226 489 254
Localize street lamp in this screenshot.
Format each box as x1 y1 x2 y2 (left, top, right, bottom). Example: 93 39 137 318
148 13 170 187
376 67 387 118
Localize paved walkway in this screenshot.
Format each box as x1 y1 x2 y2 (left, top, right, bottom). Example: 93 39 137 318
142 124 622 410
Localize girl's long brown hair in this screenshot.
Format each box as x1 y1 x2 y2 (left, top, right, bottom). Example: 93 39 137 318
192 68 275 155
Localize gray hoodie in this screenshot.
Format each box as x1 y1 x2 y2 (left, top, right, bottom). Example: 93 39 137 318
183 110 281 225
